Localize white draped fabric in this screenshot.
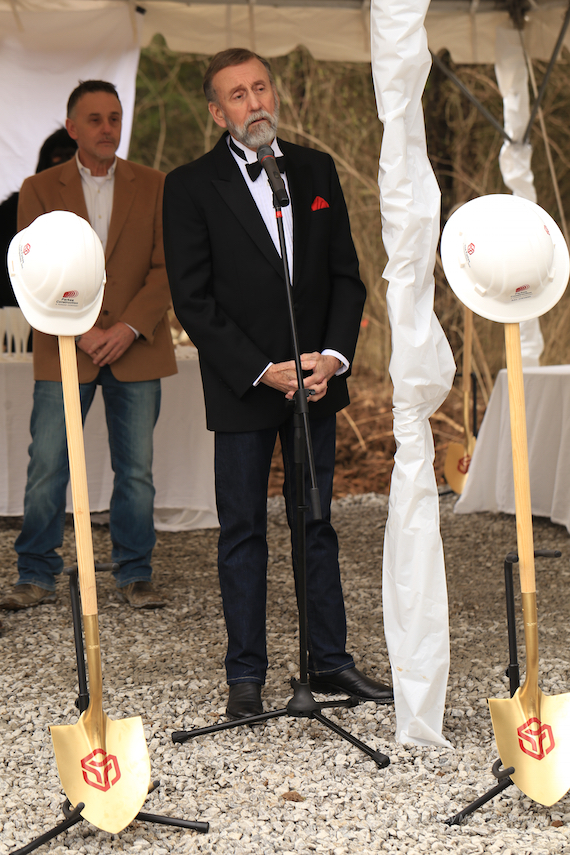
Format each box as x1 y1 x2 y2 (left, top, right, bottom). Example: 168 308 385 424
495 26 544 366
371 0 456 746
0 2 141 202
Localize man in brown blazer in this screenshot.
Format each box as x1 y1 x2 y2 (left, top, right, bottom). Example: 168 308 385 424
0 80 176 611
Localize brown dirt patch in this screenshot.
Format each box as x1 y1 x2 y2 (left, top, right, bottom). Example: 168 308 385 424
269 370 484 498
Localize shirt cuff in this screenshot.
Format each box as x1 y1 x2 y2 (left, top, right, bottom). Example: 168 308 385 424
322 349 349 375
124 322 140 339
253 362 273 386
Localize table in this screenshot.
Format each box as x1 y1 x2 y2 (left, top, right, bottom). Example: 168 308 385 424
454 365 570 534
0 349 218 531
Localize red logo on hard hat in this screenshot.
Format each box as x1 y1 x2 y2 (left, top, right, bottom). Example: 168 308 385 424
544 225 550 236
81 748 121 791
467 243 475 255
62 290 79 299
515 285 530 293
23 244 31 256
517 717 555 760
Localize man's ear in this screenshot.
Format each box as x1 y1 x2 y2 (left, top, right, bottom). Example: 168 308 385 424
208 101 227 130
65 117 78 142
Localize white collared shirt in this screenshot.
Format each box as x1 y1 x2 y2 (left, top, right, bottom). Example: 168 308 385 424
75 153 139 339
227 136 348 384
227 136 293 281
75 151 116 252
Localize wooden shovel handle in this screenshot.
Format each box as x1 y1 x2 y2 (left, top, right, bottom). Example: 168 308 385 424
504 323 536 595
462 308 473 438
58 335 98 616
463 308 473 393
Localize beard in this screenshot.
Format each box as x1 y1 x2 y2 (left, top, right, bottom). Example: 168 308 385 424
224 102 280 150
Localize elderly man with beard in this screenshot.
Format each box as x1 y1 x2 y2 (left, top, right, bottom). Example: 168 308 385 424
163 48 393 719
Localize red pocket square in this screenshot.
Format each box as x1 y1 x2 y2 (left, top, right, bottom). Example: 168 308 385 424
311 196 330 211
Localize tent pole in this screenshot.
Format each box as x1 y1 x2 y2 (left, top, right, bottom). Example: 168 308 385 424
429 51 512 143
521 35 570 245
522 1 570 144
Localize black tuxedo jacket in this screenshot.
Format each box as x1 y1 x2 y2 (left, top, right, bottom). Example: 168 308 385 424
163 133 366 432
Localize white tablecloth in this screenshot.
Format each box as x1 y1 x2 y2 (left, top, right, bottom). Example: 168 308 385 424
454 365 570 534
0 349 218 531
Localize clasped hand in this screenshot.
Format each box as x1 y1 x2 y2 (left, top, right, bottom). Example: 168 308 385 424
261 352 340 402
77 322 136 366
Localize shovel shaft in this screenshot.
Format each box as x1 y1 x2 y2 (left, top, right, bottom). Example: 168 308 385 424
462 309 473 438
82 614 106 748
504 324 536 595
58 335 97 616
504 323 539 706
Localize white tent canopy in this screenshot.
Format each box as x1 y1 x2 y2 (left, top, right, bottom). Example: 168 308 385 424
2 0 569 199
136 0 570 64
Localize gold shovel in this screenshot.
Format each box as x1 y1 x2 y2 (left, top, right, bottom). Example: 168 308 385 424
50 335 151 833
488 323 570 807
444 307 476 494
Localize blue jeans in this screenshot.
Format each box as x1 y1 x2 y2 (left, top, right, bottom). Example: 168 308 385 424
215 414 354 685
15 366 161 590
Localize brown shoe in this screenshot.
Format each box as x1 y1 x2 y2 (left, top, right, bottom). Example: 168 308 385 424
117 581 165 609
0 584 57 610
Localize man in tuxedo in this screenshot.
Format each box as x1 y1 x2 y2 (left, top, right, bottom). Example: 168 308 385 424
0 80 176 611
163 49 392 718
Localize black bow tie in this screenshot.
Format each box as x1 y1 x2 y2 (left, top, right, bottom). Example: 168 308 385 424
229 137 286 182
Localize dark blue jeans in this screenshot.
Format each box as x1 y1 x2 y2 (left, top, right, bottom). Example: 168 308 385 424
215 413 354 685
15 366 161 590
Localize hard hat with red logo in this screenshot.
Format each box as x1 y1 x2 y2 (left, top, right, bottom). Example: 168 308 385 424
7 210 105 335
440 194 569 323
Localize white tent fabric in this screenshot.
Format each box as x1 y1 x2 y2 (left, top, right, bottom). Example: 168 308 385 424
371 0 455 746
0 2 141 202
2 0 569 203
495 26 544 366
141 0 570 65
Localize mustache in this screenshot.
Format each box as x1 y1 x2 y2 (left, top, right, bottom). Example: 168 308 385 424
244 110 276 130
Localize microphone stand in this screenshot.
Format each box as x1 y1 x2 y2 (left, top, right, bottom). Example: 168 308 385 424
171 180 389 770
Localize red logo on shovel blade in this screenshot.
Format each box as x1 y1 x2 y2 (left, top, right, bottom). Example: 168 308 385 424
517 717 555 760
81 748 121 791
457 455 471 475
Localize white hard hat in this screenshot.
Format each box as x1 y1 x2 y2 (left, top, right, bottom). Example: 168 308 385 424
7 210 105 336
440 194 569 323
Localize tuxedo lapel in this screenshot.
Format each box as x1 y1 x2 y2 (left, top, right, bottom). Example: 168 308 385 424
211 135 284 278
106 159 136 262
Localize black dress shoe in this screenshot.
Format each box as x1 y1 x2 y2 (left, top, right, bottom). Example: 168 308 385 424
310 667 394 703
226 683 263 720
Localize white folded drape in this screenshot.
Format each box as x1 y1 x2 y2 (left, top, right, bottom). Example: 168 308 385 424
0 1 141 202
495 26 544 366
371 0 456 746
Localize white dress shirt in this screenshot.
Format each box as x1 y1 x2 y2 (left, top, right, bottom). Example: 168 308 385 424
76 151 115 252
76 153 139 339
226 136 348 385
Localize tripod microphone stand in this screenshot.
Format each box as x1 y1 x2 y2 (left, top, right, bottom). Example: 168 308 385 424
172 168 389 769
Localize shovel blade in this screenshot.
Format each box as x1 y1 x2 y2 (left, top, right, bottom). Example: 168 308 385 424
489 687 570 806
444 436 476 495
51 711 151 833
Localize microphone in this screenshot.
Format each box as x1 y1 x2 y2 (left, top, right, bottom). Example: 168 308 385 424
257 145 289 208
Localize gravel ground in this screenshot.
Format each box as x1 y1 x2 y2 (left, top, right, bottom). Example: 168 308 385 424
1 492 569 854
